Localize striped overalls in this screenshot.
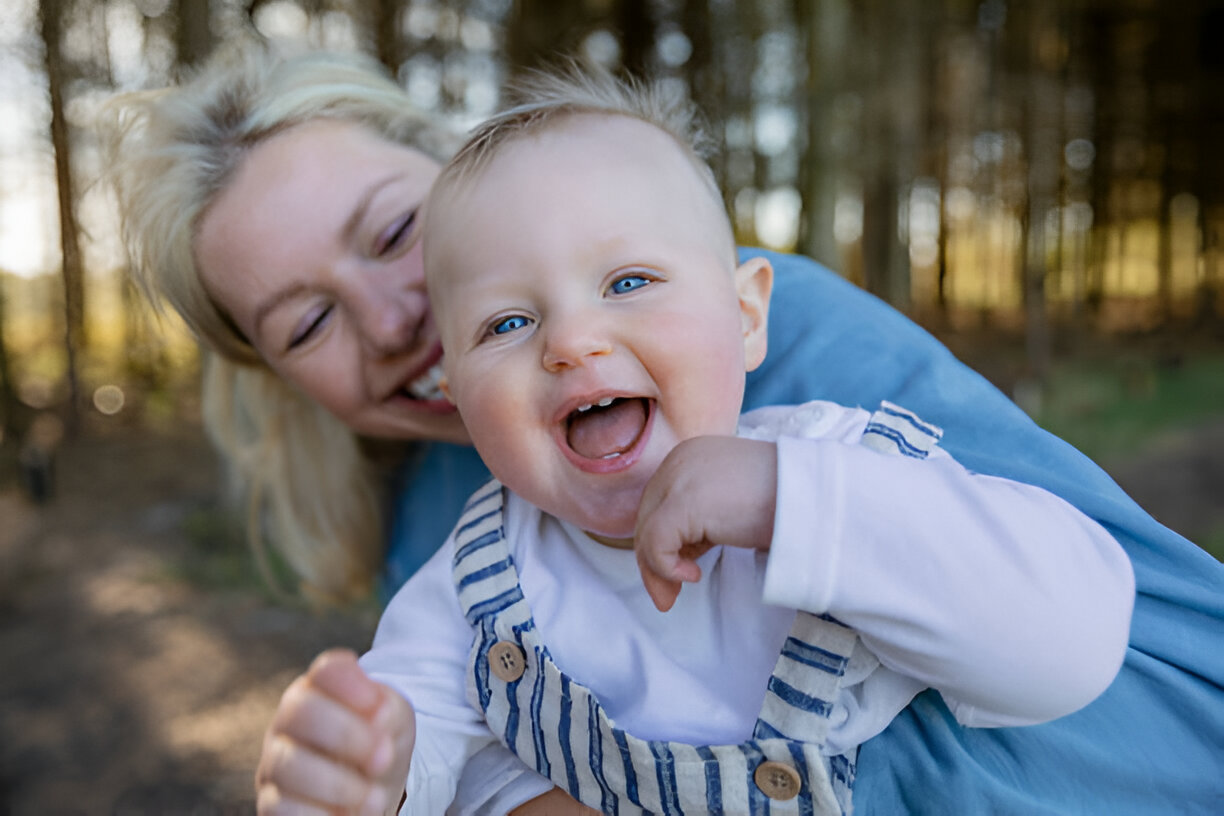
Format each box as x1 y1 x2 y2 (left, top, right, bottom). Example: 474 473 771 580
451 402 941 815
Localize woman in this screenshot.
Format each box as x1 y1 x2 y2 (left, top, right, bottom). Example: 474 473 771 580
103 43 1223 815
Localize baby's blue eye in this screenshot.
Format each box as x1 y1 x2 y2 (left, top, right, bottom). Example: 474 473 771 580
610 275 650 295
492 315 531 335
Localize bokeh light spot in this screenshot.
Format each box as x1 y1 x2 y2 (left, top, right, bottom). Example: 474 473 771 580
93 384 126 416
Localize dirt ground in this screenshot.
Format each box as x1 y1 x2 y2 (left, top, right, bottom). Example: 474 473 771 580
0 423 378 815
1 413 1222 816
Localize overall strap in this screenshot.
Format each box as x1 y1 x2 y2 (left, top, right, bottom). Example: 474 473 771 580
452 480 520 627
860 400 942 459
754 613 859 812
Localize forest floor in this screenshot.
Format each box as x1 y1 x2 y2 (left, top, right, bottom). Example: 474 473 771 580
0 423 379 815
1 344 1222 815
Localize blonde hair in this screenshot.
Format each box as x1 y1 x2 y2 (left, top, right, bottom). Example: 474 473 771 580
99 44 459 603
433 60 731 259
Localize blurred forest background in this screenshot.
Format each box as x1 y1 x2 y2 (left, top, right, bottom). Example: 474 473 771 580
2 0 1223 813
1 0 1223 466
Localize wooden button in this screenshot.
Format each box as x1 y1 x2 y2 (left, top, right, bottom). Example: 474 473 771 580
488 640 526 682
754 760 801 800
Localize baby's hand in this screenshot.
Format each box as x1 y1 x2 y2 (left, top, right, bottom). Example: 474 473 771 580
634 436 777 612
255 649 415 816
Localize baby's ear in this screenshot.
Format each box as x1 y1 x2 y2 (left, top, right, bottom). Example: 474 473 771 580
735 256 772 372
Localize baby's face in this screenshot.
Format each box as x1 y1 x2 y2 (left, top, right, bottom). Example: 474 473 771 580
425 114 769 539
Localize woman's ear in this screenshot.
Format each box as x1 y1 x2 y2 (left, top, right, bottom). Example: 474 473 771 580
735 256 773 372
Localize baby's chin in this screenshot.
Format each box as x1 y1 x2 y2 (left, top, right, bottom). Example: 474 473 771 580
508 472 649 547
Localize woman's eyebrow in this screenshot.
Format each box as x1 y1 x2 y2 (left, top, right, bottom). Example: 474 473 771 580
341 173 407 244
251 173 412 344
253 282 309 343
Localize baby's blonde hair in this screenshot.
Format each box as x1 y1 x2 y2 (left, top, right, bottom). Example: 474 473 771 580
99 44 458 603
432 60 735 262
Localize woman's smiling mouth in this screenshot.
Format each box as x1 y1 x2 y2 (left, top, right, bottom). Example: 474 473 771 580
403 361 446 401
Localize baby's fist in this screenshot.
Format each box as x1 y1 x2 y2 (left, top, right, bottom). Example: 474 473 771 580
256 649 415 816
634 436 777 611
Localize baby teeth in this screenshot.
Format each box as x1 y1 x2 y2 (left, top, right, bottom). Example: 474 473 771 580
576 397 616 413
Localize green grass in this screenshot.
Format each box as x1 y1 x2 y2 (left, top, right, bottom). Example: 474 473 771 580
1198 528 1224 562
1031 347 1224 563
1034 350 1224 462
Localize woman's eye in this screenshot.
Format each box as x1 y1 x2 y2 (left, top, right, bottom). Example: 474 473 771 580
375 210 418 257
490 315 532 336
609 274 651 295
288 305 333 350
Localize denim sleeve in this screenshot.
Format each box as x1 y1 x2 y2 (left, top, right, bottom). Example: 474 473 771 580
382 442 489 600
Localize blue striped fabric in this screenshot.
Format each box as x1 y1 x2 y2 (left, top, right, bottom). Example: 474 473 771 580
860 401 942 459
452 487 857 815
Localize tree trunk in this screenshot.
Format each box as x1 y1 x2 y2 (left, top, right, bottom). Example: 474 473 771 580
1020 2 1063 383
39 0 83 432
618 0 653 76
857 0 906 305
682 0 716 120
0 279 17 439
371 0 401 75
175 0 213 74
506 0 592 74
797 0 847 270
1156 148 1174 324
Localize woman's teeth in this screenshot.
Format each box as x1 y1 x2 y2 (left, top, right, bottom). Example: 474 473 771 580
406 363 445 401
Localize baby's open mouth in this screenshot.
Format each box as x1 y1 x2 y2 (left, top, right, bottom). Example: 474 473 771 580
565 397 650 459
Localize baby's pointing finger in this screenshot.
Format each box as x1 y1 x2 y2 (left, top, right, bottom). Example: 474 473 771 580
641 567 683 613
633 541 682 612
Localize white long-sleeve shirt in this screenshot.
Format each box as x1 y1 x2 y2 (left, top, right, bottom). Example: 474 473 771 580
362 401 1134 814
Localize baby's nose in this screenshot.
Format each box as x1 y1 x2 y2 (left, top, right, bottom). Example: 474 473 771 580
541 317 612 372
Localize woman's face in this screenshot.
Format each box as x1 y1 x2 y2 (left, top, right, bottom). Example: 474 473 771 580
195 119 469 443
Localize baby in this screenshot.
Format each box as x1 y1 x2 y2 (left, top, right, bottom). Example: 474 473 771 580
256 65 1133 816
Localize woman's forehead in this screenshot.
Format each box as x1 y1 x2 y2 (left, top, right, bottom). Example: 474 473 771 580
196 120 440 317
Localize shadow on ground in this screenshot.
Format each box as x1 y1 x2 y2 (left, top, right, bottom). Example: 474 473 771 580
0 425 376 815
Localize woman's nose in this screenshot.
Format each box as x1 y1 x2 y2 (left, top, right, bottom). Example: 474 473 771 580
354 282 429 357
541 314 612 372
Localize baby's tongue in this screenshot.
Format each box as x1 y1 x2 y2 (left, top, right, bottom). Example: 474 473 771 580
567 398 647 459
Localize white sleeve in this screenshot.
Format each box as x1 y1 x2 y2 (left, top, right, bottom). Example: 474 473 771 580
447 743 555 816
762 434 1135 727
359 542 496 814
